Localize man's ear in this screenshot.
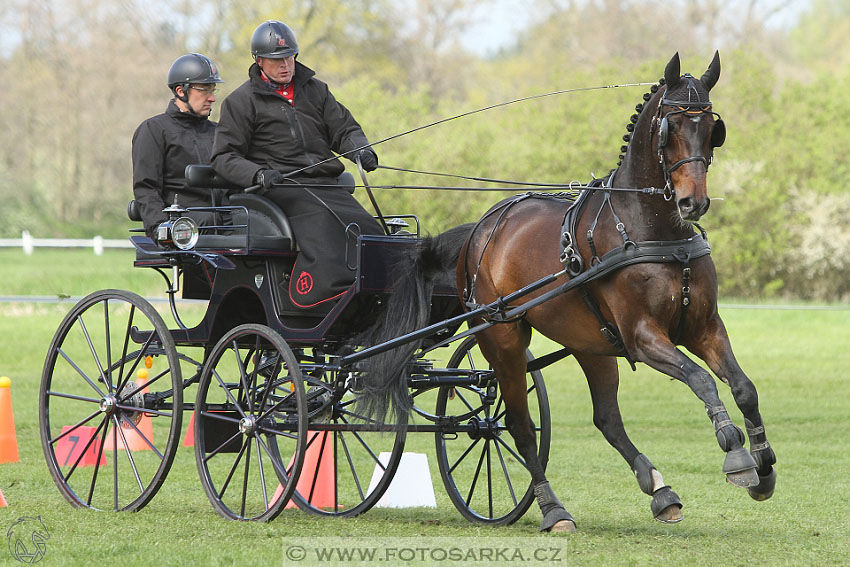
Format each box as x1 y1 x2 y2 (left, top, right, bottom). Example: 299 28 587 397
174 85 185 99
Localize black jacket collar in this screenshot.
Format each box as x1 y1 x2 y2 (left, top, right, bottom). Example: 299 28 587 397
166 98 209 123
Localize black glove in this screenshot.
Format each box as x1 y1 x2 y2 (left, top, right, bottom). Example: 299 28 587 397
255 169 284 190
356 148 379 172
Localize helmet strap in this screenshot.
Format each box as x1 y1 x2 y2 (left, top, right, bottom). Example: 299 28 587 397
173 84 203 117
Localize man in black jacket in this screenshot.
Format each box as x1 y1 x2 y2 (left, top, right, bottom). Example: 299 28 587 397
132 53 224 239
211 20 383 311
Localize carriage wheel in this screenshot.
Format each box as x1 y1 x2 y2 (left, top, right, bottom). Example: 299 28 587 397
39 289 183 511
194 324 306 521
288 349 407 517
434 336 550 525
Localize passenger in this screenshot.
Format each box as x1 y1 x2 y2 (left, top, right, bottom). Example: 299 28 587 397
211 20 383 311
132 53 225 240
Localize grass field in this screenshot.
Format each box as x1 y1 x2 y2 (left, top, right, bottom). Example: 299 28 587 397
1 249 849 565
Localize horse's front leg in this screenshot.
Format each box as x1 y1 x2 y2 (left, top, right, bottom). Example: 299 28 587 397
687 316 777 500
575 353 683 522
476 324 576 532
630 322 759 488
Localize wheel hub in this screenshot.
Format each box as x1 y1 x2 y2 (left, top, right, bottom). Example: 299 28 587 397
239 416 256 435
99 394 117 414
466 417 503 440
118 381 146 426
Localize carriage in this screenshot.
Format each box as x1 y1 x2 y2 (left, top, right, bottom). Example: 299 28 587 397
38 160 552 524
39 52 776 532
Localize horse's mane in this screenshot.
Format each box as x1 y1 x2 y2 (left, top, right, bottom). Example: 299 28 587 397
614 76 666 171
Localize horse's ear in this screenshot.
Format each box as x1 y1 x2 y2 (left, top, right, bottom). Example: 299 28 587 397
664 52 681 91
700 51 721 92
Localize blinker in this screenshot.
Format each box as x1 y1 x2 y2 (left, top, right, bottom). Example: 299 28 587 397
711 119 726 148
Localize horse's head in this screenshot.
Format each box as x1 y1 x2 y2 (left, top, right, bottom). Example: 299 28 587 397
652 52 725 222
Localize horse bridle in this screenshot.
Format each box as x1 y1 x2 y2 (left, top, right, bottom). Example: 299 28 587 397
652 96 726 200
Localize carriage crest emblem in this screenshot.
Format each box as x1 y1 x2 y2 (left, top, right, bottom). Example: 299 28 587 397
295 271 313 295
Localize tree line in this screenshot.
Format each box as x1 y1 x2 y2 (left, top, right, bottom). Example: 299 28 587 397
1 0 848 301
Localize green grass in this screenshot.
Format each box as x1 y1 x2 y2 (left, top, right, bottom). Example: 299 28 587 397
0 248 163 298
0 251 849 565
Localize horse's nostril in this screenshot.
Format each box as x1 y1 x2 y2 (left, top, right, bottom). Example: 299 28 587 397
678 196 709 220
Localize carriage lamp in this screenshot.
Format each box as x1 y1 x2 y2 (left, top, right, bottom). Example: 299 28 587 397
171 217 199 250
156 216 199 250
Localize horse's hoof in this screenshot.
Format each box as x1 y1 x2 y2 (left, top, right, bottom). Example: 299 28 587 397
549 519 577 533
726 467 759 487
747 467 776 501
651 486 683 523
655 505 684 523
722 447 758 488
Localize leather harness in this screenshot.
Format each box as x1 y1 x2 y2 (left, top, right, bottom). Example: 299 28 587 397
464 184 711 372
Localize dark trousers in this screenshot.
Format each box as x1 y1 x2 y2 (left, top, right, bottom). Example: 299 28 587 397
264 183 382 308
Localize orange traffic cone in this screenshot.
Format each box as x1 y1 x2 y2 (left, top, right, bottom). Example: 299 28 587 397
182 412 195 447
55 425 107 467
283 430 337 509
105 374 154 452
0 376 19 463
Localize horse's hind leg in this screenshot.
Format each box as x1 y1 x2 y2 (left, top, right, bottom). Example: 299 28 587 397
576 353 683 523
475 323 576 533
687 317 777 500
630 324 759 487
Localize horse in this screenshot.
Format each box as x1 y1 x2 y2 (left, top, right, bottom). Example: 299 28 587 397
356 52 776 532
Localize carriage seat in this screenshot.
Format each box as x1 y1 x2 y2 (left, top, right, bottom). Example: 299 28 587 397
180 165 296 251
127 166 296 252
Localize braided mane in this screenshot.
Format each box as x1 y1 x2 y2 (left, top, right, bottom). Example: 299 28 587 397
615 76 666 170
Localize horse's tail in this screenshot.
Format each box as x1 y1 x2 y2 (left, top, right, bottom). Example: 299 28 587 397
354 223 474 424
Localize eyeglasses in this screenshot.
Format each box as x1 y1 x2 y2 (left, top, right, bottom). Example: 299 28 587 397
189 85 218 95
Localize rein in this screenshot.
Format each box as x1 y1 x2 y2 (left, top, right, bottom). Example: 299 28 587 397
280 82 656 180
358 165 670 195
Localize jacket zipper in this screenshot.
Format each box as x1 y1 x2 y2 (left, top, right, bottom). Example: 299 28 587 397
282 102 307 154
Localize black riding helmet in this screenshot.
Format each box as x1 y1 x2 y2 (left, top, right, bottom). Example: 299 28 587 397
251 20 299 59
167 53 223 103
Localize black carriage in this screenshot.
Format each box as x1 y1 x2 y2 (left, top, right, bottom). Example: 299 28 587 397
39 165 550 524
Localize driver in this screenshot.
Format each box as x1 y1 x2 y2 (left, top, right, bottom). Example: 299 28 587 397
132 53 226 240
211 20 383 311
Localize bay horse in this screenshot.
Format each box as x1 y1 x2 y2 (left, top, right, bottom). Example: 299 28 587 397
356 52 776 532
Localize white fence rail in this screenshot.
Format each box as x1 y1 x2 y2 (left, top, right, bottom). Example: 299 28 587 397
0 231 133 256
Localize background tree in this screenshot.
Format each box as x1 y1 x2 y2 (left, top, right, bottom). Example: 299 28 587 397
1 0 846 301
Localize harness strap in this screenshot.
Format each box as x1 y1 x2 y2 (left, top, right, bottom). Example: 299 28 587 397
526 347 572 372
579 287 637 371
672 260 691 344
561 176 609 275
668 155 708 173
425 234 710 357
463 193 540 302
586 191 632 264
